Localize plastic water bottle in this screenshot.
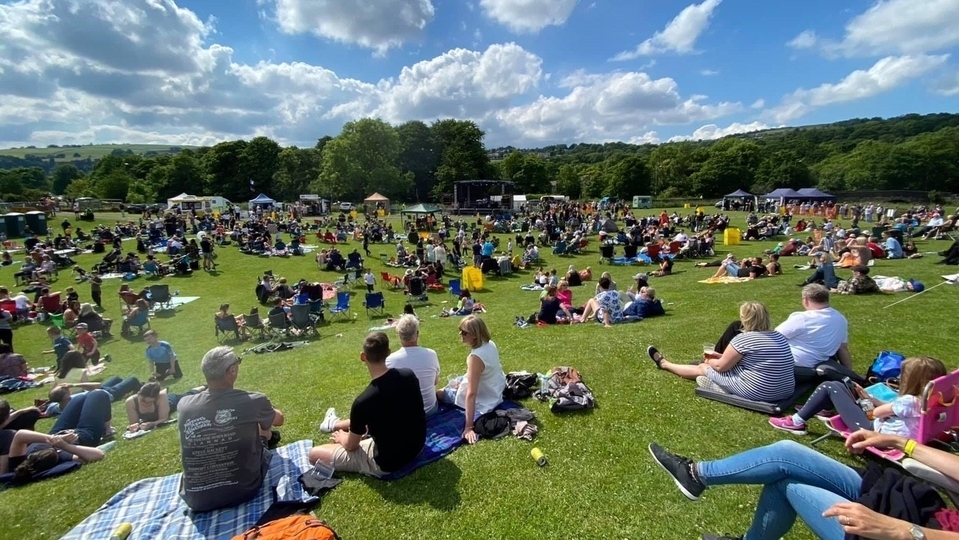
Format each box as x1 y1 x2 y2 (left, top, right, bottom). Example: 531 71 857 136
98 440 118 453
539 373 550 398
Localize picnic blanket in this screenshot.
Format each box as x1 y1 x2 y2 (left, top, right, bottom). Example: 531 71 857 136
380 400 520 480
168 296 199 308
698 276 751 284
62 439 316 540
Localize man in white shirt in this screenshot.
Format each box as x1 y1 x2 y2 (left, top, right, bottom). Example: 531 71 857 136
381 315 441 417
775 284 852 370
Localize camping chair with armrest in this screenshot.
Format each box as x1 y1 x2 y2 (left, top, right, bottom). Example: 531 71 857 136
119 290 139 312
328 292 352 321
668 241 682 259
552 240 568 256
646 243 661 261
323 232 336 244
811 369 959 462
289 303 319 339
40 294 62 315
623 244 638 259
406 277 428 306
126 310 151 336
267 311 291 339
244 312 268 340
308 299 325 322
214 315 242 342
448 278 462 299
0 300 19 324
148 284 174 311
364 292 386 319
599 244 614 264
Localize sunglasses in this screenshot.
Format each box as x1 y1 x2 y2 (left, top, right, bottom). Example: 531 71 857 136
458 329 469 336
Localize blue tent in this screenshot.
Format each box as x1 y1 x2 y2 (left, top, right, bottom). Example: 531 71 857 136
248 193 276 208
796 188 837 201
762 188 802 199
723 189 754 199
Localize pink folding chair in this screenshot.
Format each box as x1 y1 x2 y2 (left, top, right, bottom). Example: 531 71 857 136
812 370 959 461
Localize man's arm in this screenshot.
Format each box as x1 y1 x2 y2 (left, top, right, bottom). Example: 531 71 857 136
835 343 852 368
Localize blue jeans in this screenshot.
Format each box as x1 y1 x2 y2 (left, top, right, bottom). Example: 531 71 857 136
50 390 112 447
99 376 141 402
697 440 861 540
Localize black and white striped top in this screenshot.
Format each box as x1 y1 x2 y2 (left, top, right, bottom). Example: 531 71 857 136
707 330 795 402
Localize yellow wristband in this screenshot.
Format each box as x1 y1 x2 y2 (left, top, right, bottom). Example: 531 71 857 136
904 439 918 457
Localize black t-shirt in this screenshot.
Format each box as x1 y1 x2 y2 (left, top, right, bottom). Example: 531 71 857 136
200 239 213 253
538 297 562 324
349 368 425 472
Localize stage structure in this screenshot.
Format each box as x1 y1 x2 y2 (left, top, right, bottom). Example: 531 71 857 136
452 180 515 215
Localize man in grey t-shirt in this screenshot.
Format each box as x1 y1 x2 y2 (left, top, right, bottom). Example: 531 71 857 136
178 346 284 512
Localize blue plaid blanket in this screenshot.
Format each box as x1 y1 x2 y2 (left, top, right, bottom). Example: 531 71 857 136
62 439 315 540
381 400 519 480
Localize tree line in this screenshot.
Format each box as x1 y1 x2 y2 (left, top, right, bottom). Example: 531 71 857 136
0 113 957 205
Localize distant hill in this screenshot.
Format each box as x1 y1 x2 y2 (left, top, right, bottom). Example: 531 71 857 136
0 143 194 161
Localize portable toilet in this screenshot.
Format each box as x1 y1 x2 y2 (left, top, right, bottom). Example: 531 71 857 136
3 213 25 238
24 211 48 235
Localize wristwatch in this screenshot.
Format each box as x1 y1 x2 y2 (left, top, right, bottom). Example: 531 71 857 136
910 525 926 540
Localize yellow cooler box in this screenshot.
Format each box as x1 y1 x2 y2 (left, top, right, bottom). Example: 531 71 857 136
723 228 741 246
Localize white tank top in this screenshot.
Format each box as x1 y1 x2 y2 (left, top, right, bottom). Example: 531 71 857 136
455 340 506 416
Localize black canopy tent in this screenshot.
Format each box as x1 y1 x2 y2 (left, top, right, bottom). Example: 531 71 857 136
721 189 756 211
762 188 802 200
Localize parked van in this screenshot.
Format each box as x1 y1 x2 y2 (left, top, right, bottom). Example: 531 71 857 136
632 195 653 209
167 195 233 215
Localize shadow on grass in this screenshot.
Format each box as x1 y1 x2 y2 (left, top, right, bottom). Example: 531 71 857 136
361 458 463 511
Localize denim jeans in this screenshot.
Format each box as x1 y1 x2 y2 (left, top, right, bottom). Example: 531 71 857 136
99 376 141 402
50 390 112 447
697 440 861 540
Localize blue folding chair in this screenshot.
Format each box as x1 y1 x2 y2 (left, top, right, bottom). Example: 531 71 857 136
328 292 352 321
448 278 462 298
364 292 386 319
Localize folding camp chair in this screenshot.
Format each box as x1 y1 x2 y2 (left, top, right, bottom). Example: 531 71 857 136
267 311 291 338
40 294 62 315
448 278 462 299
599 244 614 264
214 315 242 342
623 244 638 259
406 277 428 306
126 310 151 336
148 284 174 311
552 241 568 255
812 370 959 461
244 312 268 340
364 292 386 319
380 271 402 289
289 303 319 338
328 292 352 321
646 244 661 261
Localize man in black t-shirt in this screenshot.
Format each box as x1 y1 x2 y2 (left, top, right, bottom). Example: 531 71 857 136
199 236 215 271
308 332 425 477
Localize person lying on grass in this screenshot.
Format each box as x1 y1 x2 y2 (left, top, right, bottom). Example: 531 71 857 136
647 301 795 403
124 382 205 434
0 430 104 484
649 429 958 540
769 356 946 436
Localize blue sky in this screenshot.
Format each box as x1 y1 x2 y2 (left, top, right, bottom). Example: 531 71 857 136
0 0 957 148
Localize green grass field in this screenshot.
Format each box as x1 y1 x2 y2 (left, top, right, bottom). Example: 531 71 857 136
0 144 191 162
0 210 956 539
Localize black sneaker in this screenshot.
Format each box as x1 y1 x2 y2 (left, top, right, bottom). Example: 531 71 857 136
702 534 742 540
648 443 705 500
646 346 664 369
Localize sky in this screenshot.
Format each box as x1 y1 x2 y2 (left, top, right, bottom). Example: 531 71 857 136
0 0 957 149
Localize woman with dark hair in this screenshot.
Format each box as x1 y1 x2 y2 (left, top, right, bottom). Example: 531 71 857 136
124 382 204 434
537 285 571 324
55 351 93 383
0 430 104 482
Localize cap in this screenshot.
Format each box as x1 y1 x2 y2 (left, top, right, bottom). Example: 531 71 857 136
908 278 925 292
75 322 88 329
632 273 649 281
852 265 869 274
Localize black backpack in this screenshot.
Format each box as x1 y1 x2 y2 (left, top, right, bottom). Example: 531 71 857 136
503 372 538 400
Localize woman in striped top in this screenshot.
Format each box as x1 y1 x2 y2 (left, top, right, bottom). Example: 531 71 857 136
647 302 795 402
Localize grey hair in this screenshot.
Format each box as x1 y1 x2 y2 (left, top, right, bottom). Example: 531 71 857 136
201 346 239 382
394 314 419 344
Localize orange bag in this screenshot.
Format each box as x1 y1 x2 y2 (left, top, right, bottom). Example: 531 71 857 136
232 515 339 540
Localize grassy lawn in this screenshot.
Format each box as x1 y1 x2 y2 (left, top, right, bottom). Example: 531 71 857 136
0 209 956 539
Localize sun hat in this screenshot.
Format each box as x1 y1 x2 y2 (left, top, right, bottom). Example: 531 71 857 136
908 278 925 292
633 272 649 281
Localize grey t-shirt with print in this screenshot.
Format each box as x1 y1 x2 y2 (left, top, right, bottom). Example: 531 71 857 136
177 388 276 512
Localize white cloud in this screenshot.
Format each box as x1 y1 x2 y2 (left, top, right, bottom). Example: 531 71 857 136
480 0 579 33
767 54 950 123
671 121 771 142
700 69 720 76
628 132 661 145
931 71 959 96
750 98 765 109
264 0 435 53
611 0 721 60
820 0 959 57
787 30 819 50
493 70 741 143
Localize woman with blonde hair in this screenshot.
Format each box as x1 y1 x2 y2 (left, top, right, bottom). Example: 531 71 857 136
437 315 506 444
646 302 795 402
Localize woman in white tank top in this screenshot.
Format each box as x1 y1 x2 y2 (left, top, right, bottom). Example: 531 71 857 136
450 315 506 444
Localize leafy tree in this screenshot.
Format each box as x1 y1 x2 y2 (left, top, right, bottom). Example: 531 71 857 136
555 164 582 199
242 136 281 195
273 147 321 202
202 140 248 200
431 119 490 199
52 164 82 194
605 155 651 199
314 118 408 202
396 120 438 201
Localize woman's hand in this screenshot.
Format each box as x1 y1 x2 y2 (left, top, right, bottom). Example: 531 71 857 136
462 427 479 445
127 423 140 433
845 429 906 454
823 502 914 540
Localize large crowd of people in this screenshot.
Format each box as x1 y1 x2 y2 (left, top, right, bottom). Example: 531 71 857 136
0 198 956 540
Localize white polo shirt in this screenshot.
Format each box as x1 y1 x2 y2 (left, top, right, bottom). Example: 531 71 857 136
775 307 849 368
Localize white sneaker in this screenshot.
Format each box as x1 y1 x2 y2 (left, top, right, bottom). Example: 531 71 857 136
319 407 338 433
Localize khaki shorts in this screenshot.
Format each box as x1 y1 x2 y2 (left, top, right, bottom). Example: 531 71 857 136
331 438 384 477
